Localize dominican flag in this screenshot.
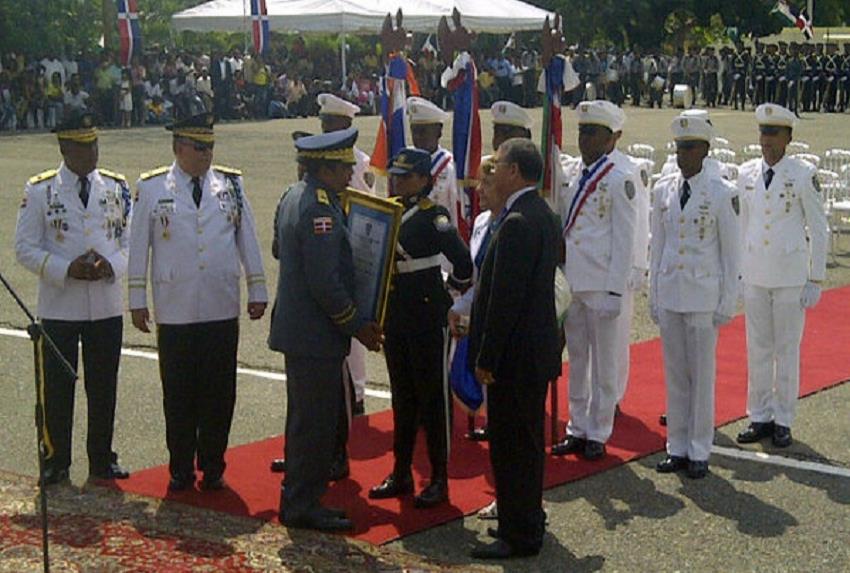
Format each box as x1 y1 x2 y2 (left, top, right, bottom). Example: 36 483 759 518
443 51 482 244
371 55 420 176
116 0 142 66
773 1 814 41
540 55 565 203
251 0 271 56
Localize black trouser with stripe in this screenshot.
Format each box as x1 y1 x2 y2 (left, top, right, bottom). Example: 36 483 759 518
41 316 123 474
383 327 450 481
157 319 238 480
488 374 549 552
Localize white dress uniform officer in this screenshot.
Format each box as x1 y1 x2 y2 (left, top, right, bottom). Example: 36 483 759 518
651 115 741 479
551 101 638 461
659 110 735 182
407 96 459 228
736 104 829 448
14 110 132 485
128 112 268 492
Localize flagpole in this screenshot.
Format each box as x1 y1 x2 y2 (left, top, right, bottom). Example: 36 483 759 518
243 0 249 53
341 33 348 89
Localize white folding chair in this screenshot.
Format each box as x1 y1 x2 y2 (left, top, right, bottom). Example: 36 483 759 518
742 143 762 160
626 143 656 162
823 149 850 175
791 153 821 168
787 141 811 154
710 148 737 164
712 136 731 149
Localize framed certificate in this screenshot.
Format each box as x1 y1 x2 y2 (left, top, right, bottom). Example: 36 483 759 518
344 188 403 326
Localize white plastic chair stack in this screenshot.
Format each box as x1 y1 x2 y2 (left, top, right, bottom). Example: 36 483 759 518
742 144 762 160
626 143 656 163
713 136 731 149
710 148 737 164
823 149 850 177
787 141 811 154
792 153 821 168
831 165 850 260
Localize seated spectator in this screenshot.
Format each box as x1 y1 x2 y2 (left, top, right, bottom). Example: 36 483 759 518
286 74 307 117
45 71 64 129
196 67 214 112
478 67 497 107
64 75 90 114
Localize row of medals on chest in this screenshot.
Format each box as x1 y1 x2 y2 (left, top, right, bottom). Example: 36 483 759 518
153 178 241 239
46 184 125 242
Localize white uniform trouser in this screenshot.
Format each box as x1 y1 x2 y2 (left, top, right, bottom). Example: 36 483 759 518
615 290 635 403
347 338 368 403
565 291 622 443
744 284 805 428
659 309 717 462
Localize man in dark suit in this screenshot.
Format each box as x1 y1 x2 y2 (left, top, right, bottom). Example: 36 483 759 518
468 138 562 559
210 51 233 120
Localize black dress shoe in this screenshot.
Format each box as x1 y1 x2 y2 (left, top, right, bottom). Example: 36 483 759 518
90 462 130 480
736 421 775 443
328 458 350 481
470 539 539 560
369 473 414 499
168 473 195 492
41 467 70 486
659 414 667 426
466 427 489 441
772 425 793 448
317 506 347 519
687 460 709 479
282 511 354 532
200 475 227 491
414 480 448 508
270 458 287 473
656 455 689 473
583 440 606 460
551 435 586 456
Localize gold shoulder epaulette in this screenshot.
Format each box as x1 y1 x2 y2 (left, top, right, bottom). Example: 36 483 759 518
213 164 242 176
140 166 169 180
317 188 330 205
28 169 58 185
98 168 126 181
418 197 435 210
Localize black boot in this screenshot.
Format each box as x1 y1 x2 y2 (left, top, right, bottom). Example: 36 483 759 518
368 472 414 499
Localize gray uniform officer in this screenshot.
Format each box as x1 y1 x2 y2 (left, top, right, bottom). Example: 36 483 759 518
268 127 383 532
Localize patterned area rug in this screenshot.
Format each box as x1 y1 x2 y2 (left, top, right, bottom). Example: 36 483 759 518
0 471 492 572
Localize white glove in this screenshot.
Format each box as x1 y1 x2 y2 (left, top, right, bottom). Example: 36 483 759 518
597 293 622 319
712 312 732 327
627 267 648 291
800 281 822 309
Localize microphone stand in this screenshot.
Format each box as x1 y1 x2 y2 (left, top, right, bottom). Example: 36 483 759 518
0 270 77 573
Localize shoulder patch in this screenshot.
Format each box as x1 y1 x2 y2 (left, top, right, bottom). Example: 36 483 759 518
640 169 649 188
316 188 330 205
213 164 242 176
625 180 636 200
98 168 126 181
731 195 740 215
812 174 821 194
28 169 58 185
433 214 452 232
140 166 169 180
418 197 435 210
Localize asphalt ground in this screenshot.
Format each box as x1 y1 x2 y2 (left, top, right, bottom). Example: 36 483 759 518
1 108 850 571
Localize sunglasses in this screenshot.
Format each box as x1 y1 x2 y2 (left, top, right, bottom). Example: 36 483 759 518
578 124 610 136
181 139 214 152
759 126 786 136
676 141 704 151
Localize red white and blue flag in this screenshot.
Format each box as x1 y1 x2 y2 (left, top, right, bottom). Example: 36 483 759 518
251 0 271 56
541 56 565 202
371 55 420 175
444 52 482 244
116 0 142 66
773 1 814 41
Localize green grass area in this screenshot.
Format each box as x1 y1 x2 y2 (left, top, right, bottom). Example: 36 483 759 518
2 107 850 384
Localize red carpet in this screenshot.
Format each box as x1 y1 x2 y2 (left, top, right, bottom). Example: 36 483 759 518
111 286 850 545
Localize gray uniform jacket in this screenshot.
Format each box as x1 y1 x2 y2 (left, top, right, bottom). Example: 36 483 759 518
268 175 364 358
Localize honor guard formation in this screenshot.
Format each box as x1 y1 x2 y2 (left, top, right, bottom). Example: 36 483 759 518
14 83 832 559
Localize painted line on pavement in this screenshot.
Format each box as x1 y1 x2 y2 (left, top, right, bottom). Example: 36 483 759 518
0 326 392 400
712 445 850 479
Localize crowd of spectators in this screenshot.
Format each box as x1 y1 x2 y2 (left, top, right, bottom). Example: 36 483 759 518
2 40 847 133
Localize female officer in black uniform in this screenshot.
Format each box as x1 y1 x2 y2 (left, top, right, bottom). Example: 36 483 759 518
368 148 472 508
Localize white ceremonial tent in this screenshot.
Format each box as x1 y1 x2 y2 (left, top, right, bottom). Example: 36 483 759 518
172 0 554 80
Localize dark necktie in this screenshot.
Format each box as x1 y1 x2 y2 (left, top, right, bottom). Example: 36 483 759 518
764 168 774 190
474 222 495 270
79 176 89 208
192 177 202 208
680 180 691 210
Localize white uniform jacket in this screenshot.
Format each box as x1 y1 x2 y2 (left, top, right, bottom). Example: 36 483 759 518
15 163 131 321
738 156 828 288
612 149 650 272
351 146 376 194
650 169 740 316
451 209 491 316
429 146 459 227
559 157 638 295
127 163 268 324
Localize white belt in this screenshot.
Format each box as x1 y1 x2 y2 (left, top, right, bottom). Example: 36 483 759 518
396 254 442 274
